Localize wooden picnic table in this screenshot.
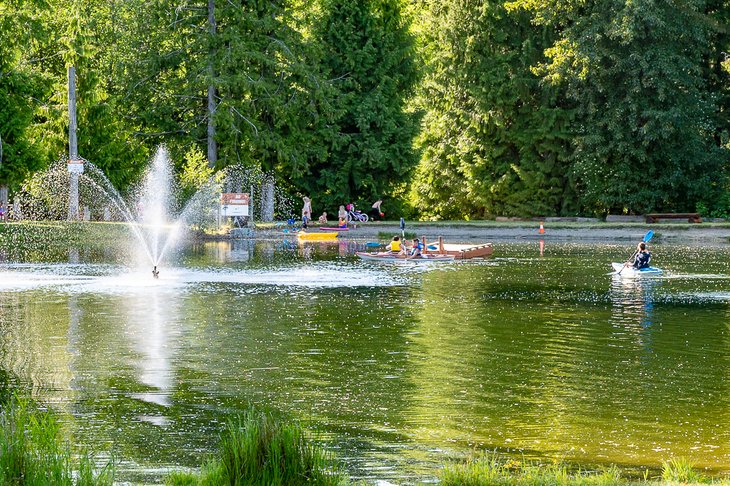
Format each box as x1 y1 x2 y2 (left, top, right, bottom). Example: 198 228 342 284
645 213 702 223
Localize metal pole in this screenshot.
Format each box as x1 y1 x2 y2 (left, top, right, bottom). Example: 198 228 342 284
68 66 80 221
249 184 254 226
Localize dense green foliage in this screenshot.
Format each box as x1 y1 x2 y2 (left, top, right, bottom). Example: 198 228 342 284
0 0 728 217
411 0 577 218
308 0 420 209
506 0 730 215
0 1 56 189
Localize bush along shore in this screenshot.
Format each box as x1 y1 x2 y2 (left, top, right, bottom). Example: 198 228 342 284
2 394 729 485
6 220 730 248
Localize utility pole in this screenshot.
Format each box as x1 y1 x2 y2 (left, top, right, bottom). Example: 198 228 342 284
207 0 218 168
0 133 7 217
68 66 80 220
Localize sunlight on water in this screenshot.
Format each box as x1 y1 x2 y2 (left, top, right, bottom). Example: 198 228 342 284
0 240 729 483
0 262 406 294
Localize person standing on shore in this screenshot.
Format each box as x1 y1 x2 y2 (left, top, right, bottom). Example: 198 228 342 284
369 199 384 221
302 197 312 224
338 205 347 227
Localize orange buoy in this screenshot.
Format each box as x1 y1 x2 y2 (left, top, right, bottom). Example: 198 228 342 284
539 221 545 234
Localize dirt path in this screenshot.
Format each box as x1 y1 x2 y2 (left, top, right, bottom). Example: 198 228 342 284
251 221 730 245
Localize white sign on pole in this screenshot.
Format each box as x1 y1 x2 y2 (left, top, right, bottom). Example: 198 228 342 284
67 159 84 174
221 193 250 217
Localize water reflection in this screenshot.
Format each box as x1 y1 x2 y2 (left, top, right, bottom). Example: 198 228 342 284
609 277 660 353
126 289 177 410
1 241 730 482
203 240 253 263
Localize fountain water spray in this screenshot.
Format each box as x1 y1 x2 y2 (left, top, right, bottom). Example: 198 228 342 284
16 146 225 277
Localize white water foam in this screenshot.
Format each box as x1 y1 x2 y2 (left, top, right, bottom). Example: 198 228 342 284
0 263 406 294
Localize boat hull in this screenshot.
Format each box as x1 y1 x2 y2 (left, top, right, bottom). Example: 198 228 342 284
356 251 455 262
611 262 663 277
440 243 493 259
298 232 339 241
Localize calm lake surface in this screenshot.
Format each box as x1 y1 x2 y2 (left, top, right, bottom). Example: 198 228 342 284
1 238 729 483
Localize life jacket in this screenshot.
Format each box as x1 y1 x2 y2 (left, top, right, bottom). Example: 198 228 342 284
634 251 651 269
390 240 401 251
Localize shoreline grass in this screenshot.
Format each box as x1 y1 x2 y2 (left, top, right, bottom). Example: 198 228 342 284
2 394 729 485
165 408 347 486
0 394 114 485
439 452 730 486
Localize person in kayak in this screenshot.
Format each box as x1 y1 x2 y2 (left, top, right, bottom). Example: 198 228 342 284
407 238 424 258
631 242 651 269
386 236 402 254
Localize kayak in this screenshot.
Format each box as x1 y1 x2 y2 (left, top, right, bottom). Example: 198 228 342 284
611 262 663 277
319 226 349 231
298 231 338 241
356 251 456 262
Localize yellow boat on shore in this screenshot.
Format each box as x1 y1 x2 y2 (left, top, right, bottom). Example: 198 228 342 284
297 231 339 241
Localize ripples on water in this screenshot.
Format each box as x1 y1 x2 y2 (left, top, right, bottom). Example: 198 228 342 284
0 240 729 483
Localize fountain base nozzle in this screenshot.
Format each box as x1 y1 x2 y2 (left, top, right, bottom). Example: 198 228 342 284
152 266 159 279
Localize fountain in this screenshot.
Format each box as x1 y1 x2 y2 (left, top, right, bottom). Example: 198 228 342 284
16 146 225 277
14 145 300 278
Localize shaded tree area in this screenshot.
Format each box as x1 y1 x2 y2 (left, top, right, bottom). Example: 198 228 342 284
507 0 730 215
1 0 729 218
0 0 58 194
117 0 325 176
307 0 420 210
411 0 577 219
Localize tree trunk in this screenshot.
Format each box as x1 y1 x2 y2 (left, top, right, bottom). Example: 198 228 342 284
261 179 274 222
207 0 218 168
0 185 7 218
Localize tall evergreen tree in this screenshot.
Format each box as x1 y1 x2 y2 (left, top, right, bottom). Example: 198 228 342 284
118 0 324 183
411 0 576 219
309 0 420 209
0 1 56 197
510 0 730 214
58 0 149 189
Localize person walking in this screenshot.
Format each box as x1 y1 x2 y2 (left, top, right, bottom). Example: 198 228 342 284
369 199 384 221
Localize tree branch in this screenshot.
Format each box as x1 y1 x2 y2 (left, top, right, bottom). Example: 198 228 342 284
229 106 259 136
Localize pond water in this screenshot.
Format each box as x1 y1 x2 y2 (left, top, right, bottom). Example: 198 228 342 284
0 238 729 483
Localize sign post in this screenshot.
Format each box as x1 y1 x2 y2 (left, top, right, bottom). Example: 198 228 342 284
220 193 250 218
68 66 80 221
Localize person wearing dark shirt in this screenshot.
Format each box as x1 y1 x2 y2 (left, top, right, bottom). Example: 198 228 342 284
632 242 651 269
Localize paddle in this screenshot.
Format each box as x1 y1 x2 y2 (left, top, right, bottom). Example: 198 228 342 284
615 230 654 275
400 217 408 254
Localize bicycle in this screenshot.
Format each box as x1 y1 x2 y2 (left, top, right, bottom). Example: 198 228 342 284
345 204 369 223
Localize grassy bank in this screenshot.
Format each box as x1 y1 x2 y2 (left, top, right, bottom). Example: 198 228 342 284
440 453 730 485
0 221 131 246
0 394 113 485
165 409 346 486
2 393 729 485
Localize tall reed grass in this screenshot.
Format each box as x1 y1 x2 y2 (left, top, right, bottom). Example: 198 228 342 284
0 394 113 485
439 452 730 485
166 408 346 485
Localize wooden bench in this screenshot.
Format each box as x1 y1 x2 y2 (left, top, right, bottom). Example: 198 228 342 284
645 213 702 223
